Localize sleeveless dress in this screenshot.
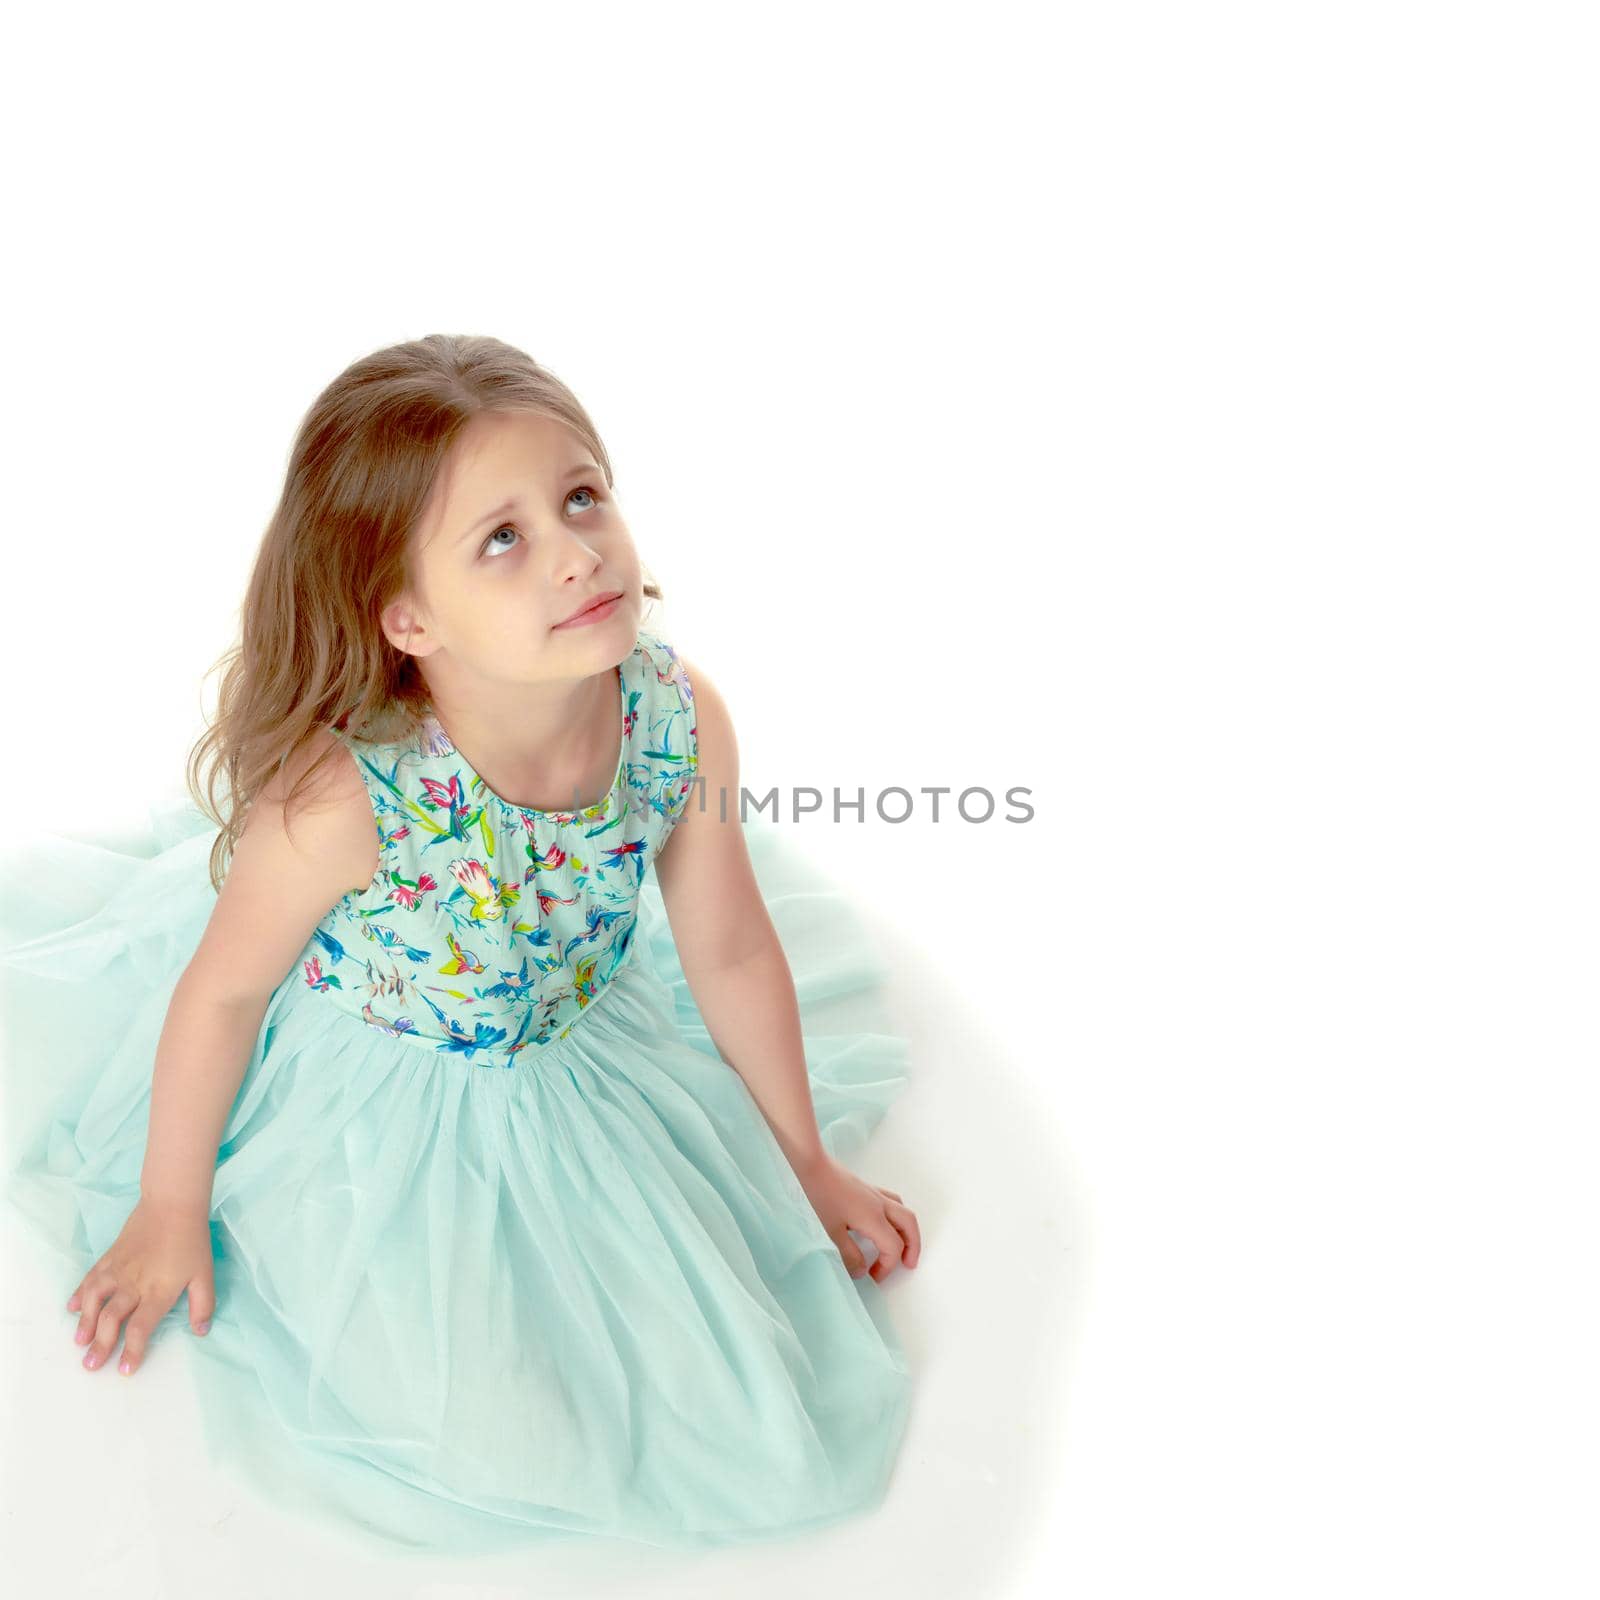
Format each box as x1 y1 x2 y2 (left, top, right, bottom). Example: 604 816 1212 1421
0 625 914 1554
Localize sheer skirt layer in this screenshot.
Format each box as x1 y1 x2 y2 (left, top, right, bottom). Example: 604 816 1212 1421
1 800 913 1552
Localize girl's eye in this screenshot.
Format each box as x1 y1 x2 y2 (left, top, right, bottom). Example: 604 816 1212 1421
481 485 601 558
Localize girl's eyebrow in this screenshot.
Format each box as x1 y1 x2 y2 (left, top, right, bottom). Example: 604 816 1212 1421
455 462 603 544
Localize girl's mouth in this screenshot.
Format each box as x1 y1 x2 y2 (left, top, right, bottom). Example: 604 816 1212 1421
553 591 623 629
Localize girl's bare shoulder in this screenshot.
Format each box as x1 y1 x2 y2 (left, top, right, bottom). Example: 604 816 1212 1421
184 731 378 1009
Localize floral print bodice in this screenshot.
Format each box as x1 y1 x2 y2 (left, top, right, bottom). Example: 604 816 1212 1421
301 628 698 1063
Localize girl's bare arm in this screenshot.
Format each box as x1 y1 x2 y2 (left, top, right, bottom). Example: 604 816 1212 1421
70 731 377 1375
139 729 378 1209
652 661 921 1284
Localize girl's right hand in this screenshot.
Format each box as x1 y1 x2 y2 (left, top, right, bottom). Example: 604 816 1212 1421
65 1197 217 1376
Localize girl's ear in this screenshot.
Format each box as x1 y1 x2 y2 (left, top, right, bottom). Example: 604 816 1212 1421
380 596 435 658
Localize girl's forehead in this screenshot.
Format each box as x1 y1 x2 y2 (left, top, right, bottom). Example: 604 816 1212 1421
452 408 584 470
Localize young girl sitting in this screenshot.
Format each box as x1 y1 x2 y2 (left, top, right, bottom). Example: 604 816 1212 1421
3 332 922 1553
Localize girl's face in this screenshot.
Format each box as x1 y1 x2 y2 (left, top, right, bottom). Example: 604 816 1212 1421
382 409 643 690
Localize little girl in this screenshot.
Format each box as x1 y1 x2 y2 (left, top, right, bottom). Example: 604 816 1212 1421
1 334 921 1553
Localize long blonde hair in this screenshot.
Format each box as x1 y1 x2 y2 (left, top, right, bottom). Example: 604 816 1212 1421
186 333 663 893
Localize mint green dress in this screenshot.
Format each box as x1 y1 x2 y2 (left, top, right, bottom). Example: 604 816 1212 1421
0 626 913 1553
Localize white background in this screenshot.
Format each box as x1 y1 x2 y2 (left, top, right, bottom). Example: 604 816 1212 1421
2 2 1595 1596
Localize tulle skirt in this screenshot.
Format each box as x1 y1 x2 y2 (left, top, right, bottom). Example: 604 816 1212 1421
0 798 912 1554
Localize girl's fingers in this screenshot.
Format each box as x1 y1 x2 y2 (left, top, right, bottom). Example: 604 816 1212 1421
857 1209 907 1282
830 1223 868 1279
73 1273 113 1346
117 1307 163 1376
865 1185 920 1275
883 1198 922 1267
83 1289 138 1371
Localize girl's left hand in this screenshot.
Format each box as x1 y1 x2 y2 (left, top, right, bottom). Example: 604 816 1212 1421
794 1152 921 1283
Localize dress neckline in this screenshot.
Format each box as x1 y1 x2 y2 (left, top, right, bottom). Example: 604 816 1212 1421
420 645 634 821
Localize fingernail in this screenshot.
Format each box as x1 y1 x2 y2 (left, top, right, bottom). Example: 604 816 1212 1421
196 1320 210 1335
118 1359 131 1375
74 1327 88 1344
83 1351 99 1369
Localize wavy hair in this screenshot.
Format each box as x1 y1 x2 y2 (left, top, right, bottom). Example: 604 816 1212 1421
186 333 663 893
